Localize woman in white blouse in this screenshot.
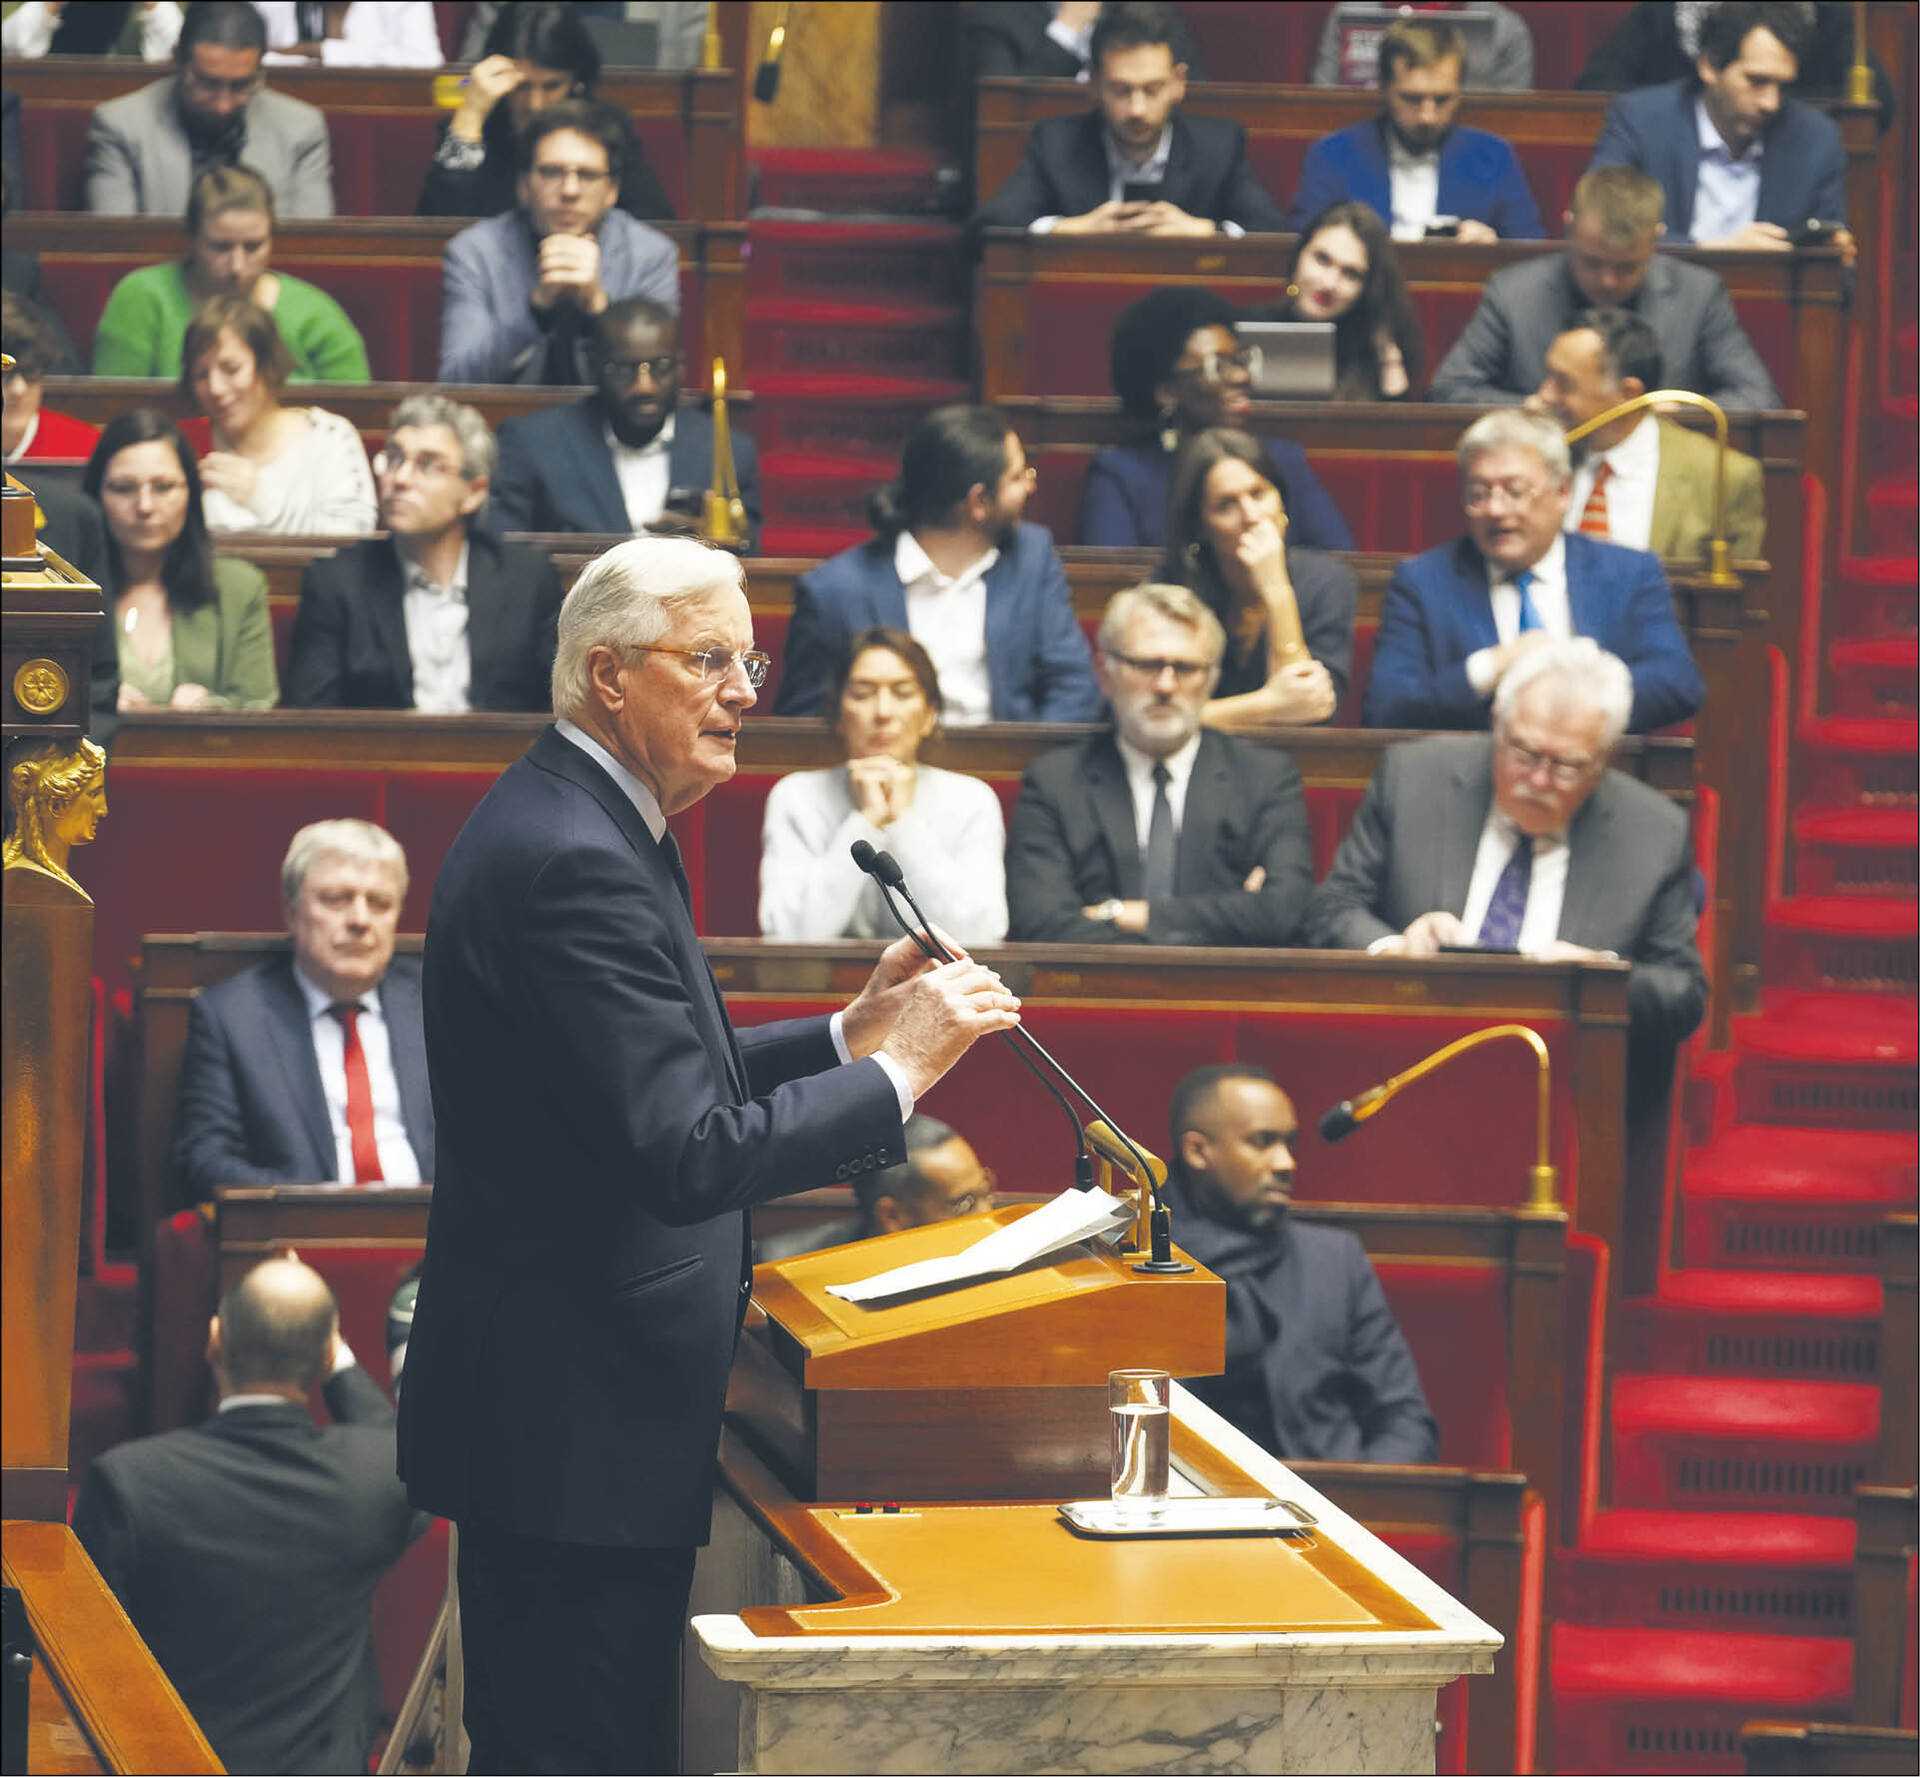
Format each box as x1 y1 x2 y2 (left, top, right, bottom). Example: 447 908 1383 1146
181 294 376 535
760 627 1009 944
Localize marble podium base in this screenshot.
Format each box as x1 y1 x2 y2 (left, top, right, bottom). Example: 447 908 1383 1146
685 1388 1501 1775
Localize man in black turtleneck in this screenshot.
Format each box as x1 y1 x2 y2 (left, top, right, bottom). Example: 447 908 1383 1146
1163 1063 1438 1464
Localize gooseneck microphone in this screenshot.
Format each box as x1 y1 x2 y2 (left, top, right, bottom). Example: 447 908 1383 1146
1318 1086 1390 1144
850 843 1191 1272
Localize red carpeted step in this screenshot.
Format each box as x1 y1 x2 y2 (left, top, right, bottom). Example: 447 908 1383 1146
1728 992 1919 1131
1552 1624 1852 1775
1618 1270 1883 1379
1866 476 1918 557
1793 805 1918 896
748 371 970 462
1797 715 1918 807
1556 1508 1854 1634
1828 635 1919 718
1763 895 1917 992
1610 1373 1879 1514
746 296 968 382
758 523 874 557
751 148 958 217
757 447 904 535
745 219 967 305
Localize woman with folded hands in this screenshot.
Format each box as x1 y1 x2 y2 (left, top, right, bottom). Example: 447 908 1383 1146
1164 427 1357 730
759 627 1008 945
84 407 277 711
182 294 376 536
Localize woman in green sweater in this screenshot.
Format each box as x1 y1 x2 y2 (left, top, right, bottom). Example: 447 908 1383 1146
91 164 371 383
83 408 279 712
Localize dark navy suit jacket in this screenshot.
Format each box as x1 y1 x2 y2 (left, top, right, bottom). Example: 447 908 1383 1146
1163 1179 1439 1465
1363 532 1704 733
1588 79 1847 242
489 400 763 550
396 727 904 1548
1077 435 1354 552
1283 118 1544 237
172 955 433 1201
773 522 1102 722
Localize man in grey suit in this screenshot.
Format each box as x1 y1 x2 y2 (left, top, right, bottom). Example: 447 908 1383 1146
439 99 679 385
1007 581 1313 945
84 1 333 218
174 819 434 1199
1428 164 1778 410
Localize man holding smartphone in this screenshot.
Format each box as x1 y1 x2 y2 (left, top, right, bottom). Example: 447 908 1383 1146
970 1 1286 241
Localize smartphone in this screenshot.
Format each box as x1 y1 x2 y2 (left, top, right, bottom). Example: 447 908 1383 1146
1424 217 1462 239
1790 219 1836 247
1120 180 1159 206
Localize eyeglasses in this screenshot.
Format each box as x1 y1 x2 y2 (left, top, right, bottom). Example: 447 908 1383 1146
530 163 611 190
1463 478 1552 514
1173 348 1255 387
601 355 679 383
630 645 772 689
937 1169 998 1219
1106 650 1212 684
1500 734 1598 786
372 449 465 481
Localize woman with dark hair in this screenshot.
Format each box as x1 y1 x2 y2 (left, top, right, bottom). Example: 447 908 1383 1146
418 0 674 219
93 163 369 380
183 293 376 535
1078 285 1354 551
1259 202 1423 401
83 407 277 711
759 626 1008 943
1164 427 1356 729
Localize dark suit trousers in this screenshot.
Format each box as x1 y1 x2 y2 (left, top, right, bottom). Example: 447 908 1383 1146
458 1525 698 1774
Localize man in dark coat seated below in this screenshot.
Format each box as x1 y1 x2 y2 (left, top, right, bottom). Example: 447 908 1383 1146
1162 1063 1440 1464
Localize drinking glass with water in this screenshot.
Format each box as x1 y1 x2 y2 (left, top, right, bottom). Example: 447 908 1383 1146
1109 1367 1171 1504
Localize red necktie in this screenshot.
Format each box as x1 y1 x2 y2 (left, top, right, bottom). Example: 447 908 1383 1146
330 1004 384 1185
1578 461 1613 537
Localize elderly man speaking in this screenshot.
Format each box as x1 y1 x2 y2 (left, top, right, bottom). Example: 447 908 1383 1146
397 538 1021 1774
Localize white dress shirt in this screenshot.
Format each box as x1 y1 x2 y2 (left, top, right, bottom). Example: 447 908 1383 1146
1465 533 1572 697
1458 809 1572 955
2 0 179 57
292 964 422 1185
607 412 676 532
554 720 915 1117
894 530 998 727
1692 96 1765 243
400 538 472 714
1387 134 1443 241
1567 414 1661 552
3 413 38 463
255 0 443 67
1114 730 1204 853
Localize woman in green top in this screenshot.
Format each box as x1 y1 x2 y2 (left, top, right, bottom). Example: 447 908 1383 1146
91 164 371 383
83 408 279 712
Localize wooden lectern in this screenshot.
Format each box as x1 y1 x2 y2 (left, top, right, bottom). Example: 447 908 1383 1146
730 1204 1226 1501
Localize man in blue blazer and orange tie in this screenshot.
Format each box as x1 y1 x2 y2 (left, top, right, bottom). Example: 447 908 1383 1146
775 404 1102 725
1364 409 1703 734
1283 15 1543 242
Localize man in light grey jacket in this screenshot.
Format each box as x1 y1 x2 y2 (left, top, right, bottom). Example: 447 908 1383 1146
84 0 333 217
438 98 679 385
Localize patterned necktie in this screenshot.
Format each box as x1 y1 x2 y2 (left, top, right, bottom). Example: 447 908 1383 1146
1477 836 1534 949
1512 567 1543 634
1141 762 1177 901
329 1004 384 1185
1578 461 1614 538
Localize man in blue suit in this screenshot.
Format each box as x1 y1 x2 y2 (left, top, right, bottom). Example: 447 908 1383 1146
174 820 433 1200
1588 0 1851 259
1284 16 1542 242
490 299 762 549
397 538 1021 1772
1164 1064 1439 1466
775 405 1101 725
1365 409 1702 734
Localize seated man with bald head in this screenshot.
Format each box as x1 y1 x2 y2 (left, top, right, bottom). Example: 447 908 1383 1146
73 1255 425 1777
1164 1063 1438 1464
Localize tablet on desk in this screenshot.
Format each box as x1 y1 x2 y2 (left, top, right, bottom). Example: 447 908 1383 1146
1235 321 1337 399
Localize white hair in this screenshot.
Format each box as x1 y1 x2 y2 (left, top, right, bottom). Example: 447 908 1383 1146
280 819 408 905
1097 581 1227 666
1457 408 1572 484
1492 637 1634 749
550 538 746 721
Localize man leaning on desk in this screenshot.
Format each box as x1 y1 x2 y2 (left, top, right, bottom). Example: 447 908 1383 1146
173 819 433 1199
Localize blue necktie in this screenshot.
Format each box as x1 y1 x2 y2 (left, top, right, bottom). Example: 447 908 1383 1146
1477 836 1533 949
1512 568 1543 634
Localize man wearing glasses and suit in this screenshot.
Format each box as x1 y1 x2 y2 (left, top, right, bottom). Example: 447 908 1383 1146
1007 580 1313 945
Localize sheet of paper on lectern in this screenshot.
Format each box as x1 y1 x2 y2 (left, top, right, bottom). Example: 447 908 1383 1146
825 1186 1136 1304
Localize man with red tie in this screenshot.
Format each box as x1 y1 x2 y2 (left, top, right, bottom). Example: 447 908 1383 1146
173 818 433 1197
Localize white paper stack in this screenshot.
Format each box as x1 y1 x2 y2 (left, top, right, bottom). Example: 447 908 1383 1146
825 1187 1137 1305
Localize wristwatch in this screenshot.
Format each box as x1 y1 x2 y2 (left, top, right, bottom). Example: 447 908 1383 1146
1092 899 1125 922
